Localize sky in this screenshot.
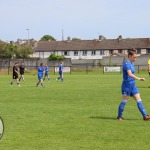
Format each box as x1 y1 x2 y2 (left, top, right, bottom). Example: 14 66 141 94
0 0 150 42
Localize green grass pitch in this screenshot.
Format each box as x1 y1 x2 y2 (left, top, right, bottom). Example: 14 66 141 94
0 73 150 150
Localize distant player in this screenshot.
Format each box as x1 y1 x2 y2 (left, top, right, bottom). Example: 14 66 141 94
34 63 45 87
117 49 150 120
19 62 29 81
43 64 50 81
10 62 20 87
56 62 64 82
148 59 150 76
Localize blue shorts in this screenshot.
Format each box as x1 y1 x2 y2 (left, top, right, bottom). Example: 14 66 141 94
59 71 62 75
45 72 49 76
122 81 139 97
38 73 43 80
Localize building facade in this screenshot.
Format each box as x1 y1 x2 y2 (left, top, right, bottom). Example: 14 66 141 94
33 37 150 59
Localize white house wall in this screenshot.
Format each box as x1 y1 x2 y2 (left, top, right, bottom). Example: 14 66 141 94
34 49 147 59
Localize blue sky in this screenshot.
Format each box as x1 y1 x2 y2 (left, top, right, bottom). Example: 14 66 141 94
0 0 150 42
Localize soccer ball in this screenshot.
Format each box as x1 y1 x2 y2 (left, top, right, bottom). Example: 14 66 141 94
0 117 4 139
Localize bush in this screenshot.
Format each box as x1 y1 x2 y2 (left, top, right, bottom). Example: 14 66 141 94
48 54 64 60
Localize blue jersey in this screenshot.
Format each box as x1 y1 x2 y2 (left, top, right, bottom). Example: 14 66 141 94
122 60 138 96
123 60 135 83
38 66 44 74
59 64 63 72
37 66 44 80
45 66 49 75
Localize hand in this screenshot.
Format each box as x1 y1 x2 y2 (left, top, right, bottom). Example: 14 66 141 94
139 78 145 81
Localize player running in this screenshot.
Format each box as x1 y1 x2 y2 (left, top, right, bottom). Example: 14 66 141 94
10 62 20 87
56 62 64 82
117 48 150 121
34 63 45 87
19 62 29 81
43 64 50 81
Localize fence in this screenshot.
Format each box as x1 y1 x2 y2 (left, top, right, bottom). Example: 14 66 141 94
0 64 148 75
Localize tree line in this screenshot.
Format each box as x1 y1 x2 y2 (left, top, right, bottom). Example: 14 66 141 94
0 40 32 58
0 34 81 59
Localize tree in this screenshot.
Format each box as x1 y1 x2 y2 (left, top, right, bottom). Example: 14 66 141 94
48 53 64 60
72 37 81 41
3 44 18 58
0 40 6 58
16 45 32 58
40 35 56 41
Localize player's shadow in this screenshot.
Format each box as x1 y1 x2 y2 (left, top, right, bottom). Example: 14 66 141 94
89 116 139 120
89 116 116 120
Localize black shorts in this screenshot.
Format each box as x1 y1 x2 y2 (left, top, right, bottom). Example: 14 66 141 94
13 74 18 79
20 72 24 75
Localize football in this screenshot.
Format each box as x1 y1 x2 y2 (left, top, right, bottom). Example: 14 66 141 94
0 117 4 139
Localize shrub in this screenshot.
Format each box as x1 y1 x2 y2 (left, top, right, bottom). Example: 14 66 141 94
48 54 64 60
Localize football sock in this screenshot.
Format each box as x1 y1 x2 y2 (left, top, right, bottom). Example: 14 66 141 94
48 77 50 80
137 99 147 117
10 80 14 85
41 83 44 87
118 100 127 118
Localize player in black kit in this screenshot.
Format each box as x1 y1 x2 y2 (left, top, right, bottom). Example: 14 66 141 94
19 62 29 81
10 62 20 87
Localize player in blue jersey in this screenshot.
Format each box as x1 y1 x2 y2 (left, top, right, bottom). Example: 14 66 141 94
34 63 45 87
56 62 64 82
43 64 50 81
117 48 150 120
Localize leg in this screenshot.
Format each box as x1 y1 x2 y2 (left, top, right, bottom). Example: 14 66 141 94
40 79 45 87
10 79 15 86
19 75 22 81
133 94 149 120
57 72 61 80
117 96 128 120
36 80 40 87
16 78 20 86
61 73 64 82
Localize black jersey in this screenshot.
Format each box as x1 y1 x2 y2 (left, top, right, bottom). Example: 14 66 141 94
19 65 25 74
13 65 18 79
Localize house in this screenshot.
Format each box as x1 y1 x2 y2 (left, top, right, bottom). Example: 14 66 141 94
33 36 150 59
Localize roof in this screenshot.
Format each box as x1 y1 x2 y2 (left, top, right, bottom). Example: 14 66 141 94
34 38 150 52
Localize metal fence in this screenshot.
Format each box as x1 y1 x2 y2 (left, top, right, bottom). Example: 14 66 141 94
0 64 148 75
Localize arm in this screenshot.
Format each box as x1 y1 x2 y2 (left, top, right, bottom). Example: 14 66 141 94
127 70 145 81
25 68 29 72
15 70 19 74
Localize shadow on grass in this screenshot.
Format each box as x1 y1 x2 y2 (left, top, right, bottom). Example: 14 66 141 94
89 116 140 120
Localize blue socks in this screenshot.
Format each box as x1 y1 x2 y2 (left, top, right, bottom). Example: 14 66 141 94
137 99 147 117
118 100 127 118
118 99 147 118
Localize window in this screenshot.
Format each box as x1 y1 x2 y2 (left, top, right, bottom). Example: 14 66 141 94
74 51 78 56
109 50 113 55
83 51 87 55
146 49 150 54
91 51 96 55
118 49 122 54
137 49 141 54
39 52 44 58
64 51 69 56
100 50 104 55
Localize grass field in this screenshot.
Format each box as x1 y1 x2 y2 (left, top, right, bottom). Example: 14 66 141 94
0 73 150 150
